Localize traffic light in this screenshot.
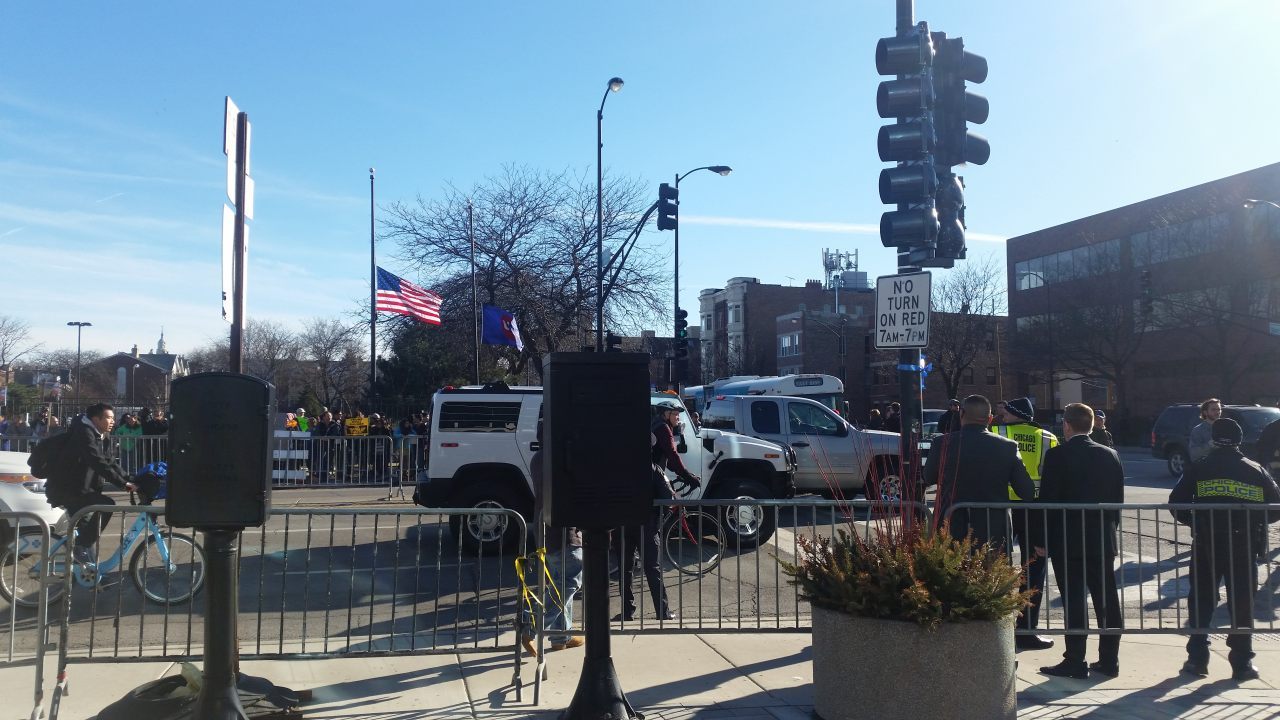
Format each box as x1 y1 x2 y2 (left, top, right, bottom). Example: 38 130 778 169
876 24 940 255
933 172 965 263
674 308 689 359
931 33 989 168
606 330 623 352
657 183 678 232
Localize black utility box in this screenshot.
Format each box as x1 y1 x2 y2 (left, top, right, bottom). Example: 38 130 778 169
541 352 652 529
166 372 274 528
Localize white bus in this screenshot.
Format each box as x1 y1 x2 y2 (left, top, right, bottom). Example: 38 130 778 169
684 374 846 414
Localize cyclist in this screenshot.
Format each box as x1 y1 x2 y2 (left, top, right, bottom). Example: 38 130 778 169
46 403 135 565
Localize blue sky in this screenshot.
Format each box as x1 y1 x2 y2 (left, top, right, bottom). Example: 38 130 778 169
2 1 1278 356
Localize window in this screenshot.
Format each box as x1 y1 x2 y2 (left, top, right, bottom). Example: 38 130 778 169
985 367 997 384
779 333 801 357
729 304 742 323
438 401 521 432
787 402 842 436
962 367 974 384
751 401 782 434
1015 260 1030 290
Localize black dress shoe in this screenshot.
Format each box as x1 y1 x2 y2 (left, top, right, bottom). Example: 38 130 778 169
1015 635 1055 650
610 612 635 622
1089 661 1119 678
1039 661 1089 679
1180 661 1209 677
1233 664 1261 682
660 610 676 621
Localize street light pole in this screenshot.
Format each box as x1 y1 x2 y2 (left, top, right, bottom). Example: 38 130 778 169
67 321 91 414
672 165 732 384
132 363 140 408
1024 270 1054 420
595 77 624 352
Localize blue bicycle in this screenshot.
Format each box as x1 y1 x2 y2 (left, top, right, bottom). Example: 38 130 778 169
0 465 206 607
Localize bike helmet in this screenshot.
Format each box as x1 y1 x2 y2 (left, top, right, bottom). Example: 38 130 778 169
654 400 684 413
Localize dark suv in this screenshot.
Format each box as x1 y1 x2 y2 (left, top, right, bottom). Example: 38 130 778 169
1151 403 1280 477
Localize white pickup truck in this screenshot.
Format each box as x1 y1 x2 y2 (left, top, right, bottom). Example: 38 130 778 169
700 395 906 502
414 385 796 554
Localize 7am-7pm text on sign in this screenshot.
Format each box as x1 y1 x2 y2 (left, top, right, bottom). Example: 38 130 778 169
875 271 931 350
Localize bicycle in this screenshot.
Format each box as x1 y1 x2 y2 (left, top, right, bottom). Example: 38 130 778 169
0 476 207 607
661 478 726 576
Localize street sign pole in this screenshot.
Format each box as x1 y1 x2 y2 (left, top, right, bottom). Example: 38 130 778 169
876 270 931 497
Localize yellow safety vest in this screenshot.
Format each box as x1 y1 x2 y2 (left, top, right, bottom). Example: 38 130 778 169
995 423 1059 500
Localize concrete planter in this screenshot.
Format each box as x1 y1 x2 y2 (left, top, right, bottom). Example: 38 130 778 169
812 606 1016 720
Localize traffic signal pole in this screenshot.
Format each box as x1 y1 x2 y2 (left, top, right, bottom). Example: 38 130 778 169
673 172 681 388
896 0 923 492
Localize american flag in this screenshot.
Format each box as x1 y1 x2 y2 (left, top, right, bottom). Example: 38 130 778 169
375 267 442 325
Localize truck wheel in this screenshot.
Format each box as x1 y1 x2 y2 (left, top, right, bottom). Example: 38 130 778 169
1167 447 1188 477
864 457 908 506
715 480 776 549
448 483 528 557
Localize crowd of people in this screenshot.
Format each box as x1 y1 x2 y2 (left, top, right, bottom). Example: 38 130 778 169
926 393 1280 683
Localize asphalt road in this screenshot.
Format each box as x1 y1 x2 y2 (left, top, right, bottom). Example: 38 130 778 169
3 451 1278 664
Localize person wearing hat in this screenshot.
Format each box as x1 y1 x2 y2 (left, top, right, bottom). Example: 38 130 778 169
1088 410 1114 448
1169 417 1280 681
294 408 310 433
994 396 1059 650
937 399 962 434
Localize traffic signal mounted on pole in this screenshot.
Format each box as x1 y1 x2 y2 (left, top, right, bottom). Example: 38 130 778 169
657 183 678 232
876 24 939 263
927 32 989 265
674 308 689 359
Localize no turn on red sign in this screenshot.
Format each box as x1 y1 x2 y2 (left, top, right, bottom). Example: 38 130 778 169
875 271 931 349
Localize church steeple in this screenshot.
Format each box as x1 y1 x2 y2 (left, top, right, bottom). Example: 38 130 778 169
156 327 167 354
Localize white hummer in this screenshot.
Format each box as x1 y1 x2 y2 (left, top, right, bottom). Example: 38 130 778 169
414 384 796 554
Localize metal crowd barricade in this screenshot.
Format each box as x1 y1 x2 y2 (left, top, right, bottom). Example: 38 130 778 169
277 435 408 488
942 501 1280 638
49 504 528 715
586 498 931 635
0 511 53 720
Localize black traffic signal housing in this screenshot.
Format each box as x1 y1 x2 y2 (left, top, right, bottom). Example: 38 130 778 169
606 330 623 352
876 24 940 258
931 33 990 168
674 308 689 359
657 183 678 232
931 172 965 265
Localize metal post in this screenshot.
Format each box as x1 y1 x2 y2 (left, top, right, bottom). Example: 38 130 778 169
72 326 83 412
369 168 377 395
1045 279 1055 423
230 112 248 374
896 0 914 35
673 172 681 387
470 200 480 384
894 0 920 488
596 103 605 352
562 528 639 719
192 529 248 719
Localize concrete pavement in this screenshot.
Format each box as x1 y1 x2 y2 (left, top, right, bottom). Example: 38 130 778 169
7 630 1280 719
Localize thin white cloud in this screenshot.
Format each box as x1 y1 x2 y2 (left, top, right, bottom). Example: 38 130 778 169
0 226 25 238
93 192 126 204
0 201 214 243
681 214 1007 243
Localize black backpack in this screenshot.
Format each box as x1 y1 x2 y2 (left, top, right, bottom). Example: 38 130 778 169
27 432 71 480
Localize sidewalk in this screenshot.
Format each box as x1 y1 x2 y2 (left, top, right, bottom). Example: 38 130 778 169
6 631 1280 719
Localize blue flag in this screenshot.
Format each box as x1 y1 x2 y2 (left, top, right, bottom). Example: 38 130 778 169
482 305 524 351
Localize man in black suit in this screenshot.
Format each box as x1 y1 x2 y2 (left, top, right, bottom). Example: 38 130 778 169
1034 403 1125 679
925 394 1035 548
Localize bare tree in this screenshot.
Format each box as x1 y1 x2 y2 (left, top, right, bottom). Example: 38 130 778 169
243 320 299 385
381 165 669 381
297 318 365 411
0 315 40 367
929 256 1006 400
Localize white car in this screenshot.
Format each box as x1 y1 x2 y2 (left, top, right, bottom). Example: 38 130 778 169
0 450 66 548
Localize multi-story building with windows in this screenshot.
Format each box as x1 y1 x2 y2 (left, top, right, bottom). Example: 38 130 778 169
1007 162 1280 435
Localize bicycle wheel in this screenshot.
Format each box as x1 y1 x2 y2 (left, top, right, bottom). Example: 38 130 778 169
129 531 207 604
0 529 65 608
662 510 724 576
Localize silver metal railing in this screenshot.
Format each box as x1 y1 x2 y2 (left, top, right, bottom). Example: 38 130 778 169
0 512 53 720
942 502 1280 637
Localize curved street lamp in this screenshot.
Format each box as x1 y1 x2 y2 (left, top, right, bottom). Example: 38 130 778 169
672 165 732 384
595 76 624 351
1243 198 1280 211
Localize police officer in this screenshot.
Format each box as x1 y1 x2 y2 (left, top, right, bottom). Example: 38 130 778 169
994 396 1059 650
1170 418 1280 681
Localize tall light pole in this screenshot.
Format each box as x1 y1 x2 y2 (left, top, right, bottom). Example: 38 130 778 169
673 165 731 384
67 321 91 414
132 363 140 407
595 76 624 351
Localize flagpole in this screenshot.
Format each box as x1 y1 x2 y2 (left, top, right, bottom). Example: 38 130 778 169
369 167 377 398
469 200 480 385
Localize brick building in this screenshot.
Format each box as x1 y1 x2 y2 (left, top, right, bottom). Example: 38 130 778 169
1006 162 1280 436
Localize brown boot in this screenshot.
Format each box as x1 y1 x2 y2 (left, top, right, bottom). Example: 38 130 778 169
550 636 585 651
